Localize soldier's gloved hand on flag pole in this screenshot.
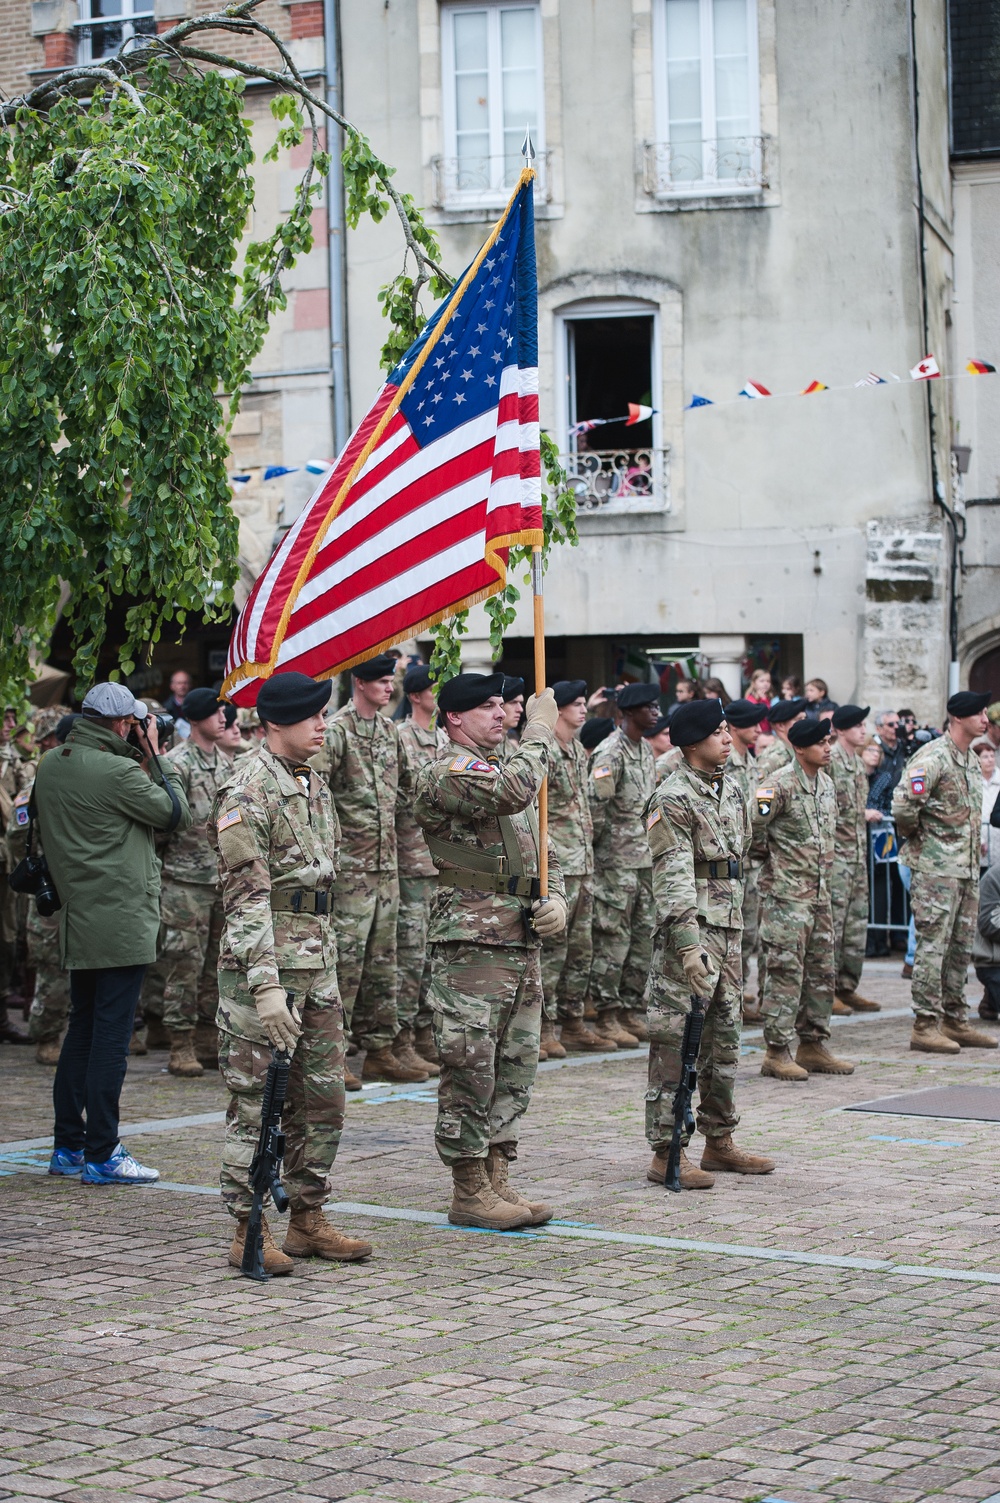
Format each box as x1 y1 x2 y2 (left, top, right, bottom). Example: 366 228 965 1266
531 894 567 938
254 985 302 1051
679 945 717 999
524 688 558 733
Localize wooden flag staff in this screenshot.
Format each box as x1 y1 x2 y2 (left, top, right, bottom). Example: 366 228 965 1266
532 543 548 898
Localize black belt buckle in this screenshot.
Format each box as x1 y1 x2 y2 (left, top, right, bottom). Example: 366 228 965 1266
727 859 740 879
289 890 303 914
315 891 328 916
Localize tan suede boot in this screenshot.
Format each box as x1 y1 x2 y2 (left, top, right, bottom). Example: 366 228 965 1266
344 1061 363 1091
941 1017 999 1049
282 1209 372 1261
831 997 853 1016
558 1018 607 1053
194 1021 220 1068
486 1146 553 1224
392 1027 438 1077
795 1039 855 1075
700 1133 775 1175
910 1017 960 1054
229 1216 294 1276
35 1037 62 1065
539 1017 566 1059
839 990 881 1013
647 1149 715 1189
760 1044 808 1081
413 1024 439 1065
167 1031 204 1078
621 1008 649 1043
604 1009 640 1048
587 1015 619 1051
362 1045 428 1083
129 1026 148 1056
448 1159 532 1230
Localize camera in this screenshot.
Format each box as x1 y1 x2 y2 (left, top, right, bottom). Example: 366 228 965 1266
127 712 175 751
8 852 61 916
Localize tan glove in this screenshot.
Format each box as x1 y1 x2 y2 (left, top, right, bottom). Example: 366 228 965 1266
531 894 567 938
523 688 558 733
678 944 716 1000
254 985 302 1051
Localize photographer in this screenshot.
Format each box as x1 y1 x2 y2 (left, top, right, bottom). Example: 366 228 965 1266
34 683 191 1184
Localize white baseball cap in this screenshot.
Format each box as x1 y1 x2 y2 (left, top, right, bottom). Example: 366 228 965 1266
81 683 148 719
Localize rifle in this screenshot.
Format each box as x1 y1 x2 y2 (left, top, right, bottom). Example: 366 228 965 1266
241 993 294 1282
664 983 708 1195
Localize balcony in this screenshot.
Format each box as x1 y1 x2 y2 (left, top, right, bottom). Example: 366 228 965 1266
558 447 671 517
431 151 551 211
642 136 770 199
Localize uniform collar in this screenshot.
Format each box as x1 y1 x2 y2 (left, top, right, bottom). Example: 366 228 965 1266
793 755 819 792
259 744 311 796
685 760 724 798
67 718 143 762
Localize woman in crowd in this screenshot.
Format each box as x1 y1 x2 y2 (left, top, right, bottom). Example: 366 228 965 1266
975 739 1000 873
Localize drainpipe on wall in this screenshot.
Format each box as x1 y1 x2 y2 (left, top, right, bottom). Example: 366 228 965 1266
323 0 349 454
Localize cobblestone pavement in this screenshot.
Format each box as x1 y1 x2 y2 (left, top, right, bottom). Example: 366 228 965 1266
3 960 1000 1503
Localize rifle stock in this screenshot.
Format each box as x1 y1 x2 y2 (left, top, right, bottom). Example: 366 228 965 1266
241 994 295 1282
664 990 707 1194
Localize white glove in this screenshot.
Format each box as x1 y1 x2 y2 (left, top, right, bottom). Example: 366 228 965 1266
678 945 716 1000
531 894 567 938
524 688 558 733
254 985 302 1051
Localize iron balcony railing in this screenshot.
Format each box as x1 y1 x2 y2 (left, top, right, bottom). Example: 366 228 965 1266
642 135 770 197
558 447 671 516
431 151 551 209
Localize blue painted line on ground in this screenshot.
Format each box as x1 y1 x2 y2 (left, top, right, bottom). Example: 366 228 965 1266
868 1133 968 1147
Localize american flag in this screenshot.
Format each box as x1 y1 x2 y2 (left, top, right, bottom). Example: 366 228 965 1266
223 173 542 705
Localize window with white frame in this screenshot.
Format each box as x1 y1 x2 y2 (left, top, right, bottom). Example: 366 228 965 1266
439 2 544 207
650 0 762 195
76 0 155 64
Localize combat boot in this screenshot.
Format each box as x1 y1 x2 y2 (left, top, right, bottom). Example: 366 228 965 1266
393 1027 439 1077
910 1017 960 1054
605 1009 640 1048
485 1145 553 1224
414 1024 439 1065
0 1008 29 1044
760 1045 808 1081
558 1018 606 1053
700 1133 775 1175
35 1037 62 1066
282 1208 372 1261
167 1031 204 1078
539 1017 566 1059
144 1014 170 1050
621 1008 649 1043
344 1061 363 1091
839 990 881 1013
646 1149 714 1189
979 994 999 1022
448 1159 532 1231
795 1039 855 1075
586 1014 619 1051
941 1017 999 1049
742 995 761 1023
361 1045 428 1084
194 1021 220 1069
830 997 852 1016
229 1216 294 1276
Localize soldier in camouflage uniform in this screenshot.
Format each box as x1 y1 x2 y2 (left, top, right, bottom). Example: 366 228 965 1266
892 690 997 1053
644 698 774 1187
414 674 566 1231
0 705 34 1044
588 681 660 1047
212 672 370 1274
395 664 448 1073
313 653 424 1084
655 744 683 783
155 689 233 1078
721 699 769 1017
829 704 882 1014
754 697 807 780
541 681 599 1054
752 716 855 1079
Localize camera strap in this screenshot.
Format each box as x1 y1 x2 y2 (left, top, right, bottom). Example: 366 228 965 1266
151 752 183 834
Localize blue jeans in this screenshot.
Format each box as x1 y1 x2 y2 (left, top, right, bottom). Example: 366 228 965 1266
53 966 146 1163
897 865 916 966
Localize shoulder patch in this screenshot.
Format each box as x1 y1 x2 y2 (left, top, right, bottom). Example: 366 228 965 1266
449 755 492 774
13 790 29 807
14 805 30 827
647 807 662 829
909 768 926 795
593 765 612 779
756 786 774 815
217 808 243 832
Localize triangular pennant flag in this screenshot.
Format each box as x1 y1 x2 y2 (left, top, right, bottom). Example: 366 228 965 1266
910 354 940 380
230 473 253 488
800 380 827 395
739 381 771 399
686 394 714 409
855 372 886 387
625 402 656 425
263 465 299 481
967 359 996 375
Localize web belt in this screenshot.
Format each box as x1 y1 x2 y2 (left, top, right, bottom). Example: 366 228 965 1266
270 889 330 915
693 858 744 880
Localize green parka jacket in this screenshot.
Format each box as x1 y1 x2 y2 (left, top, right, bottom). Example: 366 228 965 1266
34 719 191 968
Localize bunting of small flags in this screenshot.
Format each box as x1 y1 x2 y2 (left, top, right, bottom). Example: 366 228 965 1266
569 402 657 438
686 394 714 409
684 356 997 412
967 359 996 375
910 355 940 380
740 381 771 399
263 465 299 481
855 372 887 387
801 380 827 395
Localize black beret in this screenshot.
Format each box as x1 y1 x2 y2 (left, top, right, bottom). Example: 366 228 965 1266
257 672 333 725
55 713 81 745
617 682 660 710
832 703 870 731
182 687 224 724
580 716 615 751
553 679 587 708
643 714 671 739
352 653 398 681
947 690 990 718
670 698 725 748
223 702 238 727
403 664 433 695
438 672 506 715
724 698 769 729
788 715 832 747
769 697 807 725
501 675 525 702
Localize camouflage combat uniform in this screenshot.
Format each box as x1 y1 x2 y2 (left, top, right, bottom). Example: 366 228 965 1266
655 747 683 783
7 778 70 1044
211 746 344 1218
726 742 760 985
158 738 232 1034
395 718 448 1033
541 733 593 1022
414 729 564 1166
754 737 793 782
829 738 870 996
644 759 750 1150
892 735 981 1024
314 703 400 1052
751 757 837 1047
588 729 656 1017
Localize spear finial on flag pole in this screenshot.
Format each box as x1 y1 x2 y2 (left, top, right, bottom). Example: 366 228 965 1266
521 124 536 164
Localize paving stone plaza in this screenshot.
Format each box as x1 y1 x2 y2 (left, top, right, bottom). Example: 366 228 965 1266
3 960 1000 1503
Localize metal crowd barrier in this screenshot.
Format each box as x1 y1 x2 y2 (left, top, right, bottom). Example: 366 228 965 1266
866 814 911 945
